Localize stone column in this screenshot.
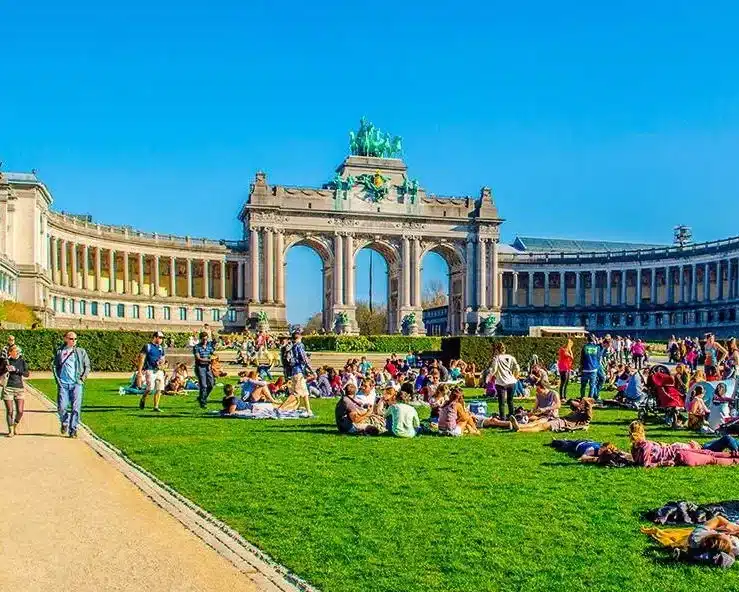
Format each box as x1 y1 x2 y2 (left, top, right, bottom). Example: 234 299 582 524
465 239 475 308
152 256 160 296
333 234 344 307
203 260 210 299
138 253 144 295
636 268 642 306
50 237 58 284
412 238 422 307
560 271 566 306
650 268 657 304
70 243 78 288
220 261 227 301
704 262 711 301
82 244 89 290
344 233 354 306
511 271 518 307
170 256 176 297
590 270 597 306
237 261 244 300
263 229 274 302
95 247 102 291
527 272 533 307
401 236 411 308
620 270 627 305
249 228 259 302
187 259 193 298
718 260 725 300
490 241 499 308
60 240 68 286
544 272 550 307
691 263 698 302
678 265 685 303
276 231 286 304
108 249 115 293
606 270 612 305
123 252 129 294
477 238 487 308
575 272 582 306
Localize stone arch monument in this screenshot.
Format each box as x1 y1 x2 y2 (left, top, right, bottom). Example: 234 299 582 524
238 119 503 334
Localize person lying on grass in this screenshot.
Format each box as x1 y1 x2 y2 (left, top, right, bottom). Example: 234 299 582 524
335 383 386 435
509 397 595 433
629 421 739 467
550 439 633 466
438 387 479 436
473 380 562 431
686 516 739 567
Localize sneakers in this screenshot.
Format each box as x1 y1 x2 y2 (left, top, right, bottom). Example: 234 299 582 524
508 414 520 432
7 425 14 438
69 430 78 439
12 422 19 435
153 407 162 413
61 424 68 435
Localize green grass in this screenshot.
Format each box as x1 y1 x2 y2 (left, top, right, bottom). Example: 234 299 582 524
31 378 739 592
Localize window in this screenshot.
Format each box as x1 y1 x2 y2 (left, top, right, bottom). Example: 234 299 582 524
132 305 140 319
195 308 203 321
91 301 99 316
117 304 125 318
163 306 171 320
53 296 59 311
69 299 75 314
79 300 87 316
104 302 111 317
212 309 221 322
227 309 236 322
60 298 66 313
695 311 702 324
179 307 187 321
146 306 154 320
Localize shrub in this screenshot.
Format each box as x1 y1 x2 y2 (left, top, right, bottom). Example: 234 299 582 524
301 335 442 353
0 301 38 328
0 329 191 371
441 336 587 370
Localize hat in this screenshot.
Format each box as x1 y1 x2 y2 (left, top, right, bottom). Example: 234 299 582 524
154 331 165 338
291 327 303 336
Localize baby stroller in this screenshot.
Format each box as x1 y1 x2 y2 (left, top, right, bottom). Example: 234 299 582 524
640 365 686 427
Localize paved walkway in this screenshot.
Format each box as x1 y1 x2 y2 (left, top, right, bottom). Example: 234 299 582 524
0 389 263 592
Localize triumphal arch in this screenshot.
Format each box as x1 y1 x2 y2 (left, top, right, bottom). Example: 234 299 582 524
238 119 503 334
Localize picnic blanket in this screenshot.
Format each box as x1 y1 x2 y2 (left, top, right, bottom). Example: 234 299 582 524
644 500 739 525
211 403 313 420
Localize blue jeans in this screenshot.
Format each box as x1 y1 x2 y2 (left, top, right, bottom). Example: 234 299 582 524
703 435 739 452
195 366 214 405
57 383 83 433
580 371 599 399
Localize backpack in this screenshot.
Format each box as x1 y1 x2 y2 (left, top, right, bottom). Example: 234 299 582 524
281 343 295 368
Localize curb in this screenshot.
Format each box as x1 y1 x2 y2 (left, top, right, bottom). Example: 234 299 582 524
27 385 319 592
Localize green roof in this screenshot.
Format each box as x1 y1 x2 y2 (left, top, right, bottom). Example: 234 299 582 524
512 236 666 254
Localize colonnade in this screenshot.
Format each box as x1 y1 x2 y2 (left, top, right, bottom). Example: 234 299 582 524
499 259 739 308
48 236 227 299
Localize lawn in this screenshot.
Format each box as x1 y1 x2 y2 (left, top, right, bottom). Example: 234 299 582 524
32 378 739 592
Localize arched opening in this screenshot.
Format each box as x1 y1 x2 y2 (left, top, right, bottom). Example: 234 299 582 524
354 245 391 334
285 238 331 332
421 243 464 335
420 251 449 336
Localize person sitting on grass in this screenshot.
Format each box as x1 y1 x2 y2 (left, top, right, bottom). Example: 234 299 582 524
384 388 420 438
438 387 479 436
239 370 278 404
509 398 596 433
531 378 561 418
428 384 449 422
473 381 562 431
165 363 190 395
210 354 228 378
687 385 711 432
414 367 429 393
222 383 250 414
355 378 377 409
255 346 274 380
335 384 386 435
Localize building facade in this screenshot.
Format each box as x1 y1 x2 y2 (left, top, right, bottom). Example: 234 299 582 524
3 124 739 337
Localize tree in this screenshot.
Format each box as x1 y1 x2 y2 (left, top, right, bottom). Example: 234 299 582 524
303 312 323 334
355 300 388 335
422 279 448 309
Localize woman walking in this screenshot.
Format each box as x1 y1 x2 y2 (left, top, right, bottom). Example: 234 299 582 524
490 341 521 420
557 339 574 402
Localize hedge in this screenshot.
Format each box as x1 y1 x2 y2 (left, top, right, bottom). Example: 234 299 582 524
302 335 442 353
0 330 191 371
441 336 587 370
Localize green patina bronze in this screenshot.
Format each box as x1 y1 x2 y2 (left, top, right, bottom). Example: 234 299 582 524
357 172 390 202
329 173 355 199
349 117 402 158
398 174 420 201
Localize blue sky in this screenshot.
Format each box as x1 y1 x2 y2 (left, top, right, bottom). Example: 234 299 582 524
4 1 739 323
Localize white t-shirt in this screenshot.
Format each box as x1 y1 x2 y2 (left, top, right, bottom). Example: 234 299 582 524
491 354 520 387
355 389 376 408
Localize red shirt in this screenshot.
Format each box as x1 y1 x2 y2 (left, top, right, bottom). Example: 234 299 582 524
557 347 573 372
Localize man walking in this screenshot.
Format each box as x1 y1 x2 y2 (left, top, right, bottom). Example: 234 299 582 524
193 331 215 408
285 329 313 416
137 331 166 412
52 331 91 438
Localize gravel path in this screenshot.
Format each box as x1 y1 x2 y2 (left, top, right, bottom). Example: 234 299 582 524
0 388 262 592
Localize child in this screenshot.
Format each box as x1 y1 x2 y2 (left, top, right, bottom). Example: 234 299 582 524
687 385 710 432
384 389 420 438
3 345 29 437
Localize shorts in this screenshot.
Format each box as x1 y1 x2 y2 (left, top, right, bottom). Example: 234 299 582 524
144 369 165 393
290 373 309 398
2 386 25 401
